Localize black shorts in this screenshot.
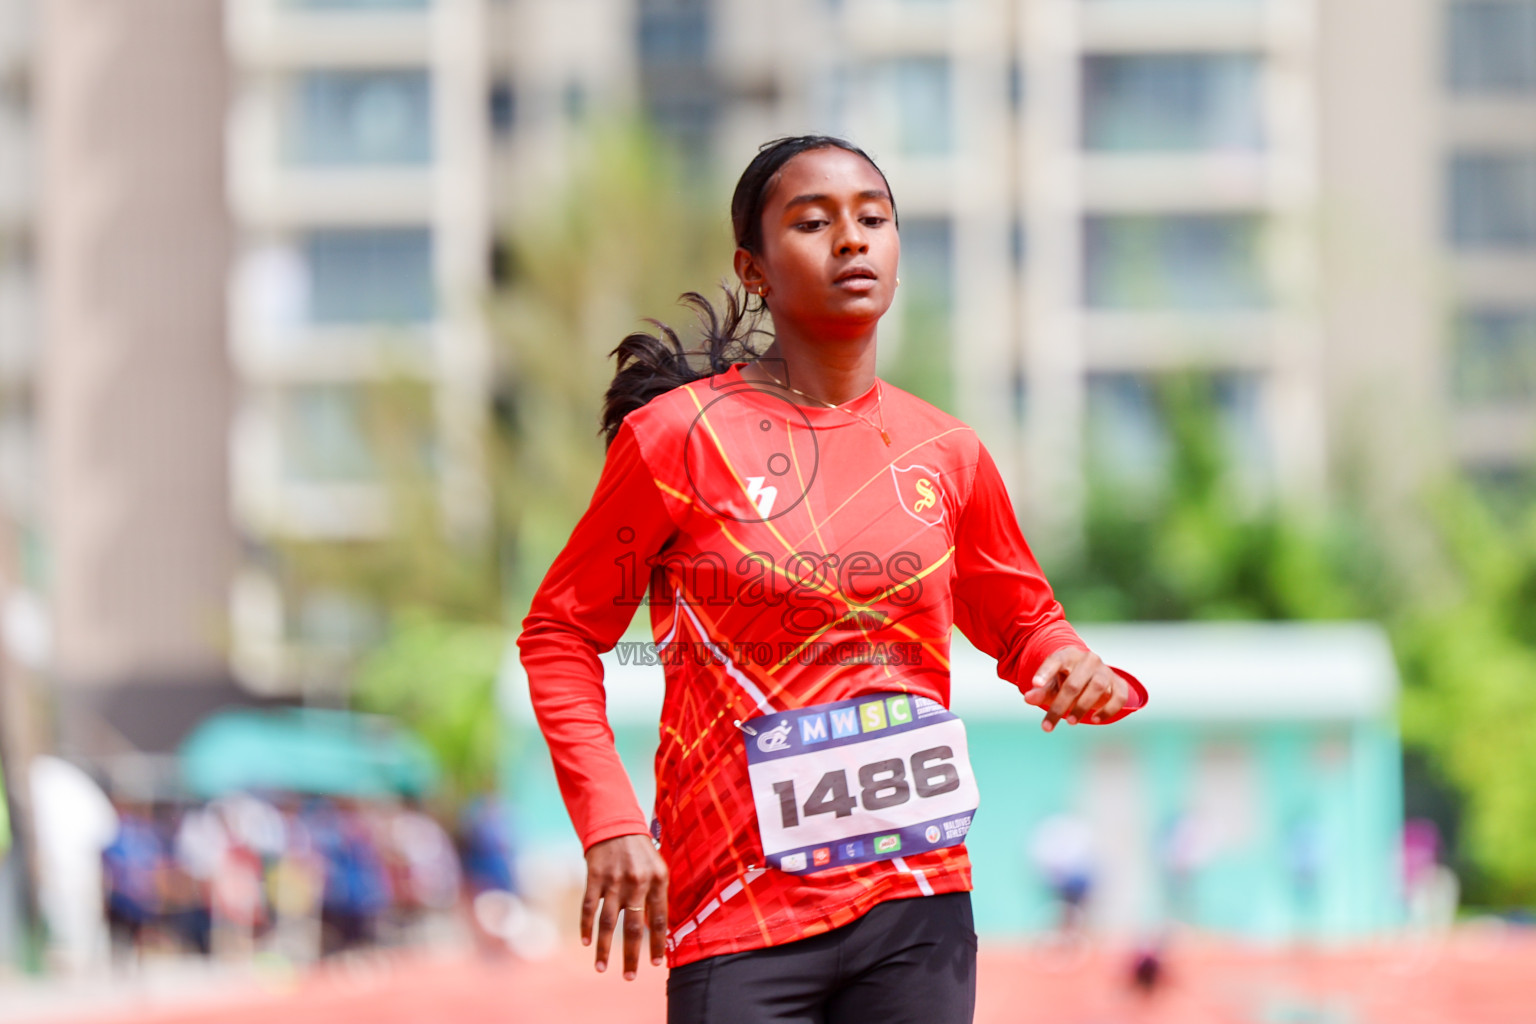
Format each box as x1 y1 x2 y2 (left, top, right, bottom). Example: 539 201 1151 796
666 891 977 1024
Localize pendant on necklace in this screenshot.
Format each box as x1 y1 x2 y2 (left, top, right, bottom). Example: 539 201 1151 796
880 431 891 446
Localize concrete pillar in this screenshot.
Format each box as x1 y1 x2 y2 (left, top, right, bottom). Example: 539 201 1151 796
38 0 235 706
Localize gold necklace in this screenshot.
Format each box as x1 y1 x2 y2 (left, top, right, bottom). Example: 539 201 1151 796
754 364 891 446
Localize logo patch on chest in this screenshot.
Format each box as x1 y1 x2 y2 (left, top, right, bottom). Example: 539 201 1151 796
889 464 947 527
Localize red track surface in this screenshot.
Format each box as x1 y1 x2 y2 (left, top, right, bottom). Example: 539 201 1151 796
36 932 1536 1024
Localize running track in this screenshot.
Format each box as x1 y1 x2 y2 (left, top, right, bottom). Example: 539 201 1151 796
25 933 1536 1024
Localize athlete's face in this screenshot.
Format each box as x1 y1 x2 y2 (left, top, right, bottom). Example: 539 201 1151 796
735 147 899 338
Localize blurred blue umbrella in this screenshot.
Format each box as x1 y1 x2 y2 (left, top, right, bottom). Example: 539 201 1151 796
179 707 439 799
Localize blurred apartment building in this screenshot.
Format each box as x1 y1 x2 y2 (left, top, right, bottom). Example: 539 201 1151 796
0 0 1531 752
698 0 1536 531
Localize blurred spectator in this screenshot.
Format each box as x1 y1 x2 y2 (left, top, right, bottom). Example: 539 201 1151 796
86 789 495 965
458 795 549 958
1129 942 1165 998
1403 819 1459 933
391 800 461 917
102 803 165 961
1158 812 1217 927
305 798 392 955
1029 814 1096 941
155 802 211 956
214 794 286 861
268 799 325 964
30 757 118 975
1284 815 1325 937
458 796 517 897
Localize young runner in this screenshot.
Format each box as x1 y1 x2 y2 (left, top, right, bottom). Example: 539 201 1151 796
518 135 1147 1024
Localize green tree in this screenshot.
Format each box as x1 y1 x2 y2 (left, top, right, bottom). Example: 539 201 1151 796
1051 374 1388 623
271 121 730 806
487 120 732 608
1394 482 1536 902
352 611 505 807
1051 372 1536 908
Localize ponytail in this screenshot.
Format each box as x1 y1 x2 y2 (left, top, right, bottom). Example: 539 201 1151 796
600 288 765 447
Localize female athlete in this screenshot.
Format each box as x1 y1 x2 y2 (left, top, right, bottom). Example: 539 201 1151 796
518 135 1147 1024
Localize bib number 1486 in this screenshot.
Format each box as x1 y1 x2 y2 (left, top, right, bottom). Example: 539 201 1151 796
770 745 961 829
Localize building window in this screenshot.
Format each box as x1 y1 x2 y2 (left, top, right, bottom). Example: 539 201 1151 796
639 0 710 63
638 0 716 159
1011 219 1028 269
281 385 376 482
1448 1 1536 93
1082 54 1263 152
902 217 954 310
1083 214 1267 310
1449 151 1536 249
1086 372 1266 490
305 228 434 325
289 590 384 654
488 78 516 137
867 58 953 156
1453 307 1536 405
288 70 432 166
1086 373 1166 488
563 81 589 122
1008 58 1026 112
1467 465 1536 521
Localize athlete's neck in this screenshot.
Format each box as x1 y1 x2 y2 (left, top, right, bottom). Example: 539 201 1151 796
745 333 878 408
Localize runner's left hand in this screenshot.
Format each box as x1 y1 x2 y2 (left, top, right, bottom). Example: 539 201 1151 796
1024 647 1130 732
581 833 668 979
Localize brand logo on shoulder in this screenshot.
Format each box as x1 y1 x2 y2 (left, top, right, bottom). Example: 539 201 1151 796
889 464 946 527
757 720 793 753
745 476 778 519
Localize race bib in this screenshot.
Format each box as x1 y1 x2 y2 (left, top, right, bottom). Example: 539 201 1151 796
744 692 980 875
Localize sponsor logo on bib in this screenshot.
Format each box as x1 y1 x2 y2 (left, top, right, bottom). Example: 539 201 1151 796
874 834 902 855
757 720 793 753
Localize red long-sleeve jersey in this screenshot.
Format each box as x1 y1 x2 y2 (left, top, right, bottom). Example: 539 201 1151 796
518 362 1146 967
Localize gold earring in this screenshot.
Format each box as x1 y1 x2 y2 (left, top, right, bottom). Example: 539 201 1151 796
896 278 901 287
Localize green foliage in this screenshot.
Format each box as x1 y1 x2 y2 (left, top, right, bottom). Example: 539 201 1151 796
884 297 955 415
1051 373 1536 906
1053 374 1387 624
486 119 733 610
1394 483 1536 902
352 611 506 808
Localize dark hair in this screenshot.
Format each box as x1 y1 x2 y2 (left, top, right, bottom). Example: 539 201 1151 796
600 135 897 446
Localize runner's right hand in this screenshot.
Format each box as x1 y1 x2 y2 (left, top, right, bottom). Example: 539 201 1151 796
581 833 669 979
